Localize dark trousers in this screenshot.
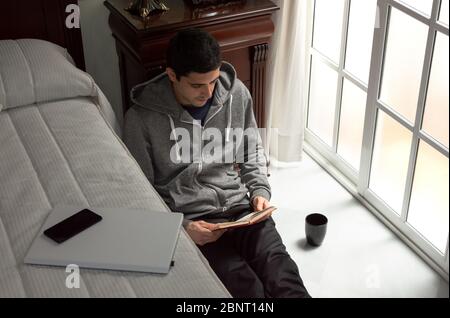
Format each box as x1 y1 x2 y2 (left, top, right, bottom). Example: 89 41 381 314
196 204 311 298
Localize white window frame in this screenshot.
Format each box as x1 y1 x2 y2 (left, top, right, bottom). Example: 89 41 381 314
305 0 449 280
306 0 361 185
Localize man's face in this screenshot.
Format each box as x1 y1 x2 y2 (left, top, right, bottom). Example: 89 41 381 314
167 68 221 107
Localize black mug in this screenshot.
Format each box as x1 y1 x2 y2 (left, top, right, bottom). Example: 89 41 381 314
305 213 328 246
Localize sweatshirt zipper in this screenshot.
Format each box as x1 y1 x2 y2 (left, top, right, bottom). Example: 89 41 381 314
180 103 227 212
203 105 223 127
193 120 224 211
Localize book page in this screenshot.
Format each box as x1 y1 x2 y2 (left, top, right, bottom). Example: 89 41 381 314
235 211 260 223
214 206 277 230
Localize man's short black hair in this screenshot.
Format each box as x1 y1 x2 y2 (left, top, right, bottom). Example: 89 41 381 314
167 28 222 79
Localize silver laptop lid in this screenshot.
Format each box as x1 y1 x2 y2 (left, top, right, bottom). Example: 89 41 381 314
24 206 183 274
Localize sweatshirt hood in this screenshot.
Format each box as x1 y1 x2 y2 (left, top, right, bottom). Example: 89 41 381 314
130 61 237 118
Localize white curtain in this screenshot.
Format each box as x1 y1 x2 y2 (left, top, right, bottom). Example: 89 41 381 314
265 0 312 164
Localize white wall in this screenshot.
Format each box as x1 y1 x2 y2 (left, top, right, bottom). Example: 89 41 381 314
79 0 123 125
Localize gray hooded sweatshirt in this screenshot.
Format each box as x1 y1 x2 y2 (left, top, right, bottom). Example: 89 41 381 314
124 62 271 222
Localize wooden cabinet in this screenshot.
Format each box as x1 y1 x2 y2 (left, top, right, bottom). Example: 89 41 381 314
104 0 278 128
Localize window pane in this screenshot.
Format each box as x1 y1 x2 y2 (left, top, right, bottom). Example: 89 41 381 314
422 33 449 148
380 8 428 123
398 0 433 16
313 0 346 63
338 80 367 170
308 58 338 146
370 111 413 213
440 0 449 26
345 0 378 84
408 141 449 254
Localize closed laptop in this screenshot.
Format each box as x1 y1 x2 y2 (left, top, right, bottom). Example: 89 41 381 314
24 206 183 274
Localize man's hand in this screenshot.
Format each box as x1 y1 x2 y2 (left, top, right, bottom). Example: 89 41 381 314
251 196 273 223
185 220 227 246
252 196 271 211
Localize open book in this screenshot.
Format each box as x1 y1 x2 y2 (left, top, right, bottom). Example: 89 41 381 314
213 206 277 231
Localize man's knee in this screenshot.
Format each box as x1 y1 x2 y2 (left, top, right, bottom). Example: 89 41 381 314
234 218 289 260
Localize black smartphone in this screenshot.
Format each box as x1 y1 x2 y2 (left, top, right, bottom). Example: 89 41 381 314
43 209 102 244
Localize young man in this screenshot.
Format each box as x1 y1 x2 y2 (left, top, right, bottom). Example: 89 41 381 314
124 28 310 298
